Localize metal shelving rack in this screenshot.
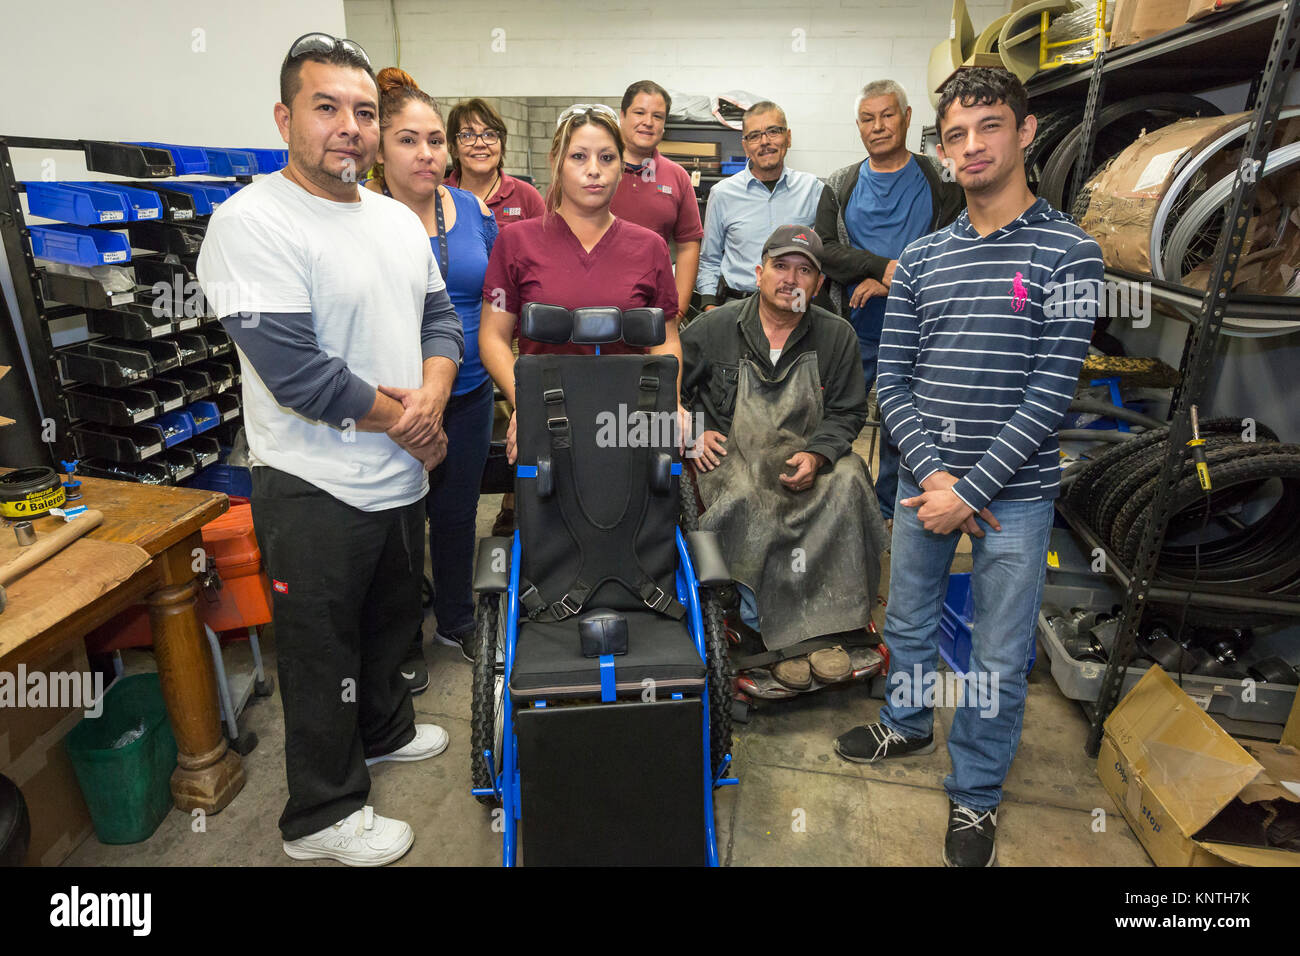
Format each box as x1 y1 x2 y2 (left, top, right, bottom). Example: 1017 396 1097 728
1022 0 1300 755
0 136 264 485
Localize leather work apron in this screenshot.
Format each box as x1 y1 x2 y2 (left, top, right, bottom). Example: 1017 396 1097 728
696 352 887 650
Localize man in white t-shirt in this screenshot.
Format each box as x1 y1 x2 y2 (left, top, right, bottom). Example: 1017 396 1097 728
197 33 464 867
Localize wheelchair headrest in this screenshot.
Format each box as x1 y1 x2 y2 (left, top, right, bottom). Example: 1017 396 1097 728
519 303 666 347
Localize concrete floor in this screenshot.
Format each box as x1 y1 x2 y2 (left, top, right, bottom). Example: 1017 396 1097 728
64 431 1152 867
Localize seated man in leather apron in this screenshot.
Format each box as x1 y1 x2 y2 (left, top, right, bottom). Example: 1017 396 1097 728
681 225 889 693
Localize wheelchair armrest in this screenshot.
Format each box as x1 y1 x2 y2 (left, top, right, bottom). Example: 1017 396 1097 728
472 536 514 593
686 531 731 587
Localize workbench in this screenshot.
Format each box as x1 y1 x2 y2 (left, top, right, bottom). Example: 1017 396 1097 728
0 470 243 813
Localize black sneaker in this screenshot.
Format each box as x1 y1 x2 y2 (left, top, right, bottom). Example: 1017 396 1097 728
400 639 430 696
944 800 998 867
434 627 475 663
834 721 936 763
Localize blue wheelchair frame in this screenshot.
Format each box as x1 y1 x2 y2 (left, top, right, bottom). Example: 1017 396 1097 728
471 483 739 866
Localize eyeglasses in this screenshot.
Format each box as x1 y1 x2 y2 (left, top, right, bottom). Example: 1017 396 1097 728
742 125 788 144
286 32 372 71
556 103 620 128
456 129 501 146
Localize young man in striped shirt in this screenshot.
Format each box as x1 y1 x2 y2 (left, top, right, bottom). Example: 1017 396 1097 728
833 68 1102 867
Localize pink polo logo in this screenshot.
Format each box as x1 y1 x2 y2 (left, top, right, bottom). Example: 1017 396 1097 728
1010 272 1029 312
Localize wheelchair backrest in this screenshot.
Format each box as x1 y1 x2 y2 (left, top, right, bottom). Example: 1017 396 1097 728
514 351 682 617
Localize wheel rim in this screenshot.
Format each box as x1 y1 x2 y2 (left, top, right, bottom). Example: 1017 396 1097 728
1149 108 1300 279
1162 142 1300 283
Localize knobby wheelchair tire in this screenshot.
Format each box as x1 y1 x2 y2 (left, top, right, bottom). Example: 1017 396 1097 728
702 592 734 774
470 592 503 806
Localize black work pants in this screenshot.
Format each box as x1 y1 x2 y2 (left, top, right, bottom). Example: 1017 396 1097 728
251 466 422 840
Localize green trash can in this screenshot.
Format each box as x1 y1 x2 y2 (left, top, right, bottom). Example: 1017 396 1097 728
65 672 178 844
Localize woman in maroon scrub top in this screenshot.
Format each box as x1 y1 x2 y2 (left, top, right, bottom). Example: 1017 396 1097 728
480 104 682 462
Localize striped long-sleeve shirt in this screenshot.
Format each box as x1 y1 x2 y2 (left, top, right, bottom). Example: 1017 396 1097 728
876 197 1102 513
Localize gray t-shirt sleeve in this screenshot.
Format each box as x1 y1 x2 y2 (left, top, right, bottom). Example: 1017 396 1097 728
422 287 464 364
220 311 375 428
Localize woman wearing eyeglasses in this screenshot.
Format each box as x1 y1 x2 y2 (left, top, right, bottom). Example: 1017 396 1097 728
445 98 544 229
364 69 499 676
479 103 683 464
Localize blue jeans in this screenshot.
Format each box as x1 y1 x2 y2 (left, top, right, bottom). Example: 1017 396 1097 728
878 472 1054 811
859 337 900 520
425 378 494 638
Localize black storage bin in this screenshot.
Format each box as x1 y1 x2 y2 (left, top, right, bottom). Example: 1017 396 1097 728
86 306 171 341
72 422 165 462
57 341 153 387
63 384 159 426
77 458 170 484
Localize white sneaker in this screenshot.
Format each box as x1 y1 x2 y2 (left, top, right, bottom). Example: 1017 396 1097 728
282 806 413 866
365 723 449 766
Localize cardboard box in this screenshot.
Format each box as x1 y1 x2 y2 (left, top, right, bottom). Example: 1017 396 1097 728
1079 112 1251 273
1109 0 1189 48
659 140 720 160
0 639 95 866
1187 0 1245 22
1098 666 1300 867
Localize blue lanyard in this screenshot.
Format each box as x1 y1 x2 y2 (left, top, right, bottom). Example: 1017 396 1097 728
385 181 449 279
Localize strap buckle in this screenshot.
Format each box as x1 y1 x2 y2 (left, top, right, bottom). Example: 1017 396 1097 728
645 586 667 611
546 416 569 433
552 593 583 619
639 374 658 390
543 387 565 405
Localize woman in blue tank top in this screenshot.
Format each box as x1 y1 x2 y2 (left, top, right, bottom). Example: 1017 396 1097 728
368 67 499 684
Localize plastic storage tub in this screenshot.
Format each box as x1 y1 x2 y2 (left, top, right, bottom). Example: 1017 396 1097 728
65 673 178 844
24 181 130 225
30 223 131 266
199 502 272 631
939 572 1037 675
239 147 289 174
202 148 256 176
187 463 252 498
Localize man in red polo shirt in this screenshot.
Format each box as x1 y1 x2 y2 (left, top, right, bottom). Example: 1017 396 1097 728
611 80 703 319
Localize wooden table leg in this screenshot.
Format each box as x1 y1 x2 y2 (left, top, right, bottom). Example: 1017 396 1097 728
147 535 244 813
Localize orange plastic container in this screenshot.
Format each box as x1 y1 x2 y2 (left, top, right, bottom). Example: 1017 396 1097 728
84 503 271 654
198 503 272 633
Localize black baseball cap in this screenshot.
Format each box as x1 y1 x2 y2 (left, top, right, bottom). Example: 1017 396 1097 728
762 224 822 270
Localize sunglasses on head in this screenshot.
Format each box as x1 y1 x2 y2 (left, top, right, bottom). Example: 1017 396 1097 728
286 32 372 70
556 103 619 127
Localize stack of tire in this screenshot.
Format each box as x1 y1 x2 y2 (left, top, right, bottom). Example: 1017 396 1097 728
1062 418 1300 627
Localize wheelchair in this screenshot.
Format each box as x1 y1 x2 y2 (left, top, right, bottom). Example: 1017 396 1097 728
468 303 738 866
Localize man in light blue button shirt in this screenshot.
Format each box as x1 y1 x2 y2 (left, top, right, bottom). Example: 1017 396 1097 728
696 101 824 309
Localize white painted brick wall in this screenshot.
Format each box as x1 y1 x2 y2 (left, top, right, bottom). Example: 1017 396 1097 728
346 0 1014 177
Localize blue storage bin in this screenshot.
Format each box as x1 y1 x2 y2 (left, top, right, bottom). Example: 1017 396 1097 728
148 181 215 215
203 148 256 176
30 223 131 266
155 410 194 448
186 463 252 498
938 573 1036 675
24 181 130 225
186 401 220 434
69 182 163 221
130 142 210 175
240 148 289 174
720 161 746 174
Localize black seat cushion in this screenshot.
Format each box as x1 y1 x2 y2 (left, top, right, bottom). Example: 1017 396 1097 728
509 611 705 701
